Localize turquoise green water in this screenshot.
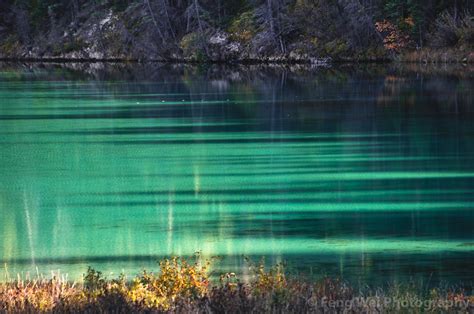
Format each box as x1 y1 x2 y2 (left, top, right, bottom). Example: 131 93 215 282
0 63 473 284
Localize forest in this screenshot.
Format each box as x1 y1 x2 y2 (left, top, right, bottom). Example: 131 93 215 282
0 0 473 62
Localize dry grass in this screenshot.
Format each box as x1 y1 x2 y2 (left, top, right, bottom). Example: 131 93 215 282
0 256 472 313
401 48 474 63
400 10 473 64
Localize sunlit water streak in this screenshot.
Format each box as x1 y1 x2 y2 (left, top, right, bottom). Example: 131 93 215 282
0 63 473 284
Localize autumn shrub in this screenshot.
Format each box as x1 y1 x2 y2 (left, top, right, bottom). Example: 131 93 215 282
139 256 210 303
375 19 413 53
0 257 472 313
86 255 211 311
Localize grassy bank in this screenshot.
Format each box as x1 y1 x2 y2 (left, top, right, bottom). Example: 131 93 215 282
1 256 472 313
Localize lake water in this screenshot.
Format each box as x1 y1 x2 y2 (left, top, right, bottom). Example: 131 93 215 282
0 62 473 285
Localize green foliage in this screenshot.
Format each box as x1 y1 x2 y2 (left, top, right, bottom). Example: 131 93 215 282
50 38 86 56
84 267 106 292
27 0 48 29
384 0 418 21
195 50 209 63
110 0 129 12
228 10 257 43
180 32 209 61
383 0 421 39
324 39 350 57
0 35 21 55
180 32 198 55
214 0 251 27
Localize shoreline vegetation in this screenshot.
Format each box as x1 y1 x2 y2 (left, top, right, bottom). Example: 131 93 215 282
0 48 472 65
1 257 473 313
0 1 472 65
0 47 472 64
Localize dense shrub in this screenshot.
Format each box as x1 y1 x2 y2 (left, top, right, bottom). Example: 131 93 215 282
429 10 473 48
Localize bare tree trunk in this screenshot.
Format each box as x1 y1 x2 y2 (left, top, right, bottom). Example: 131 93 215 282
145 0 165 42
194 0 203 34
454 0 459 20
162 0 176 41
279 37 285 53
217 0 222 25
266 0 285 52
266 0 275 35
71 0 79 21
195 0 209 54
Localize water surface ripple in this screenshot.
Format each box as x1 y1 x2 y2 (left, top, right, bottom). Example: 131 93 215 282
0 63 473 284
